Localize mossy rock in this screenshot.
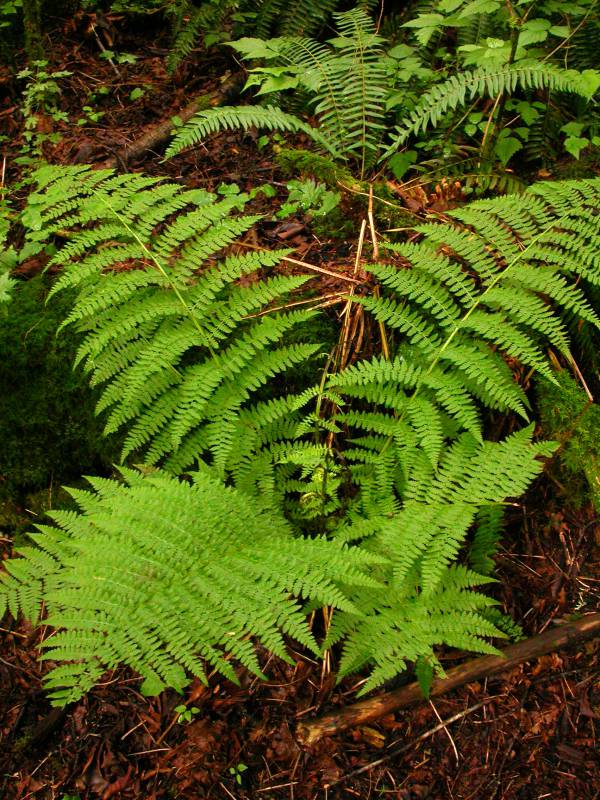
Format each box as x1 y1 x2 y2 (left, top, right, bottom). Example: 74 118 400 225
0 274 118 502
536 370 600 511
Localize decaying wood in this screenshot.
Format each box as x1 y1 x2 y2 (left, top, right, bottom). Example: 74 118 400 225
98 72 244 170
22 706 71 751
297 612 600 746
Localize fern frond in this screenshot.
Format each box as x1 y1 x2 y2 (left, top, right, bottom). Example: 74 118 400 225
0 469 380 704
386 63 600 153
165 105 342 160
166 0 232 73
25 165 320 474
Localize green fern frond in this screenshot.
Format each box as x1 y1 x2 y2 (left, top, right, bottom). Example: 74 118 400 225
0 469 381 704
165 105 342 160
330 564 502 695
386 63 600 154
25 165 321 476
166 0 232 73
469 505 504 575
255 0 340 37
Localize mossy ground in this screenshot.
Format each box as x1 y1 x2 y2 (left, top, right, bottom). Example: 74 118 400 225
0 274 118 528
536 369 600 511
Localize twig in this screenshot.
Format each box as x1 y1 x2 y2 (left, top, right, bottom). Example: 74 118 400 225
338 219 367 369
325 702 485 788
297 612 600 745
91 23 121 79
430 699 459 762
282 255 360 284
246 292 346 318
367 184 389 359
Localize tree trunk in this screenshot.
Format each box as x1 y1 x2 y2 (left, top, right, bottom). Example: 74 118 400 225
22 0 44 63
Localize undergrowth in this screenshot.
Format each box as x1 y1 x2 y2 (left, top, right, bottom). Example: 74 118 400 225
0 166 598 704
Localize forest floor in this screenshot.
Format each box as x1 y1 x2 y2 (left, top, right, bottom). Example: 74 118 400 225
1 10 600 800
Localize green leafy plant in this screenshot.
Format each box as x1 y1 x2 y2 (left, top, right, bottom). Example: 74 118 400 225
401 0 600 172
16 60 71 160
165 6 599 194
0 0 21 30
229 762 248 785
76 105 105 127
174 703 200 724
99 49 138 65
1 166 599 705
0 214 17 304
277 178 341 219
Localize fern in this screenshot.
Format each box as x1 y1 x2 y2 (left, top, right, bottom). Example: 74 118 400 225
320 177 600 686
253 0 340 37
25 164 321 479
2 173 599 703
165 6 599 188
168 7 390 178
166 0 234 72
0 467 383 704
165 104 342 160
386 62 600 154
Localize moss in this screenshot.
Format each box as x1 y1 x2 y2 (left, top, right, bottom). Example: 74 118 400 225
536 370 600 511
0 274 118 503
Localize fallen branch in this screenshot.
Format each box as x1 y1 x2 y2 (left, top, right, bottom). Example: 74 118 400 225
297 612 600 746
98 72 244 170
326 701 486 788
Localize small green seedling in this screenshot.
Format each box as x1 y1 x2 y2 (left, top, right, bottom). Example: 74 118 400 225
77 106 105 126
229 762 248 785
174 703 200 724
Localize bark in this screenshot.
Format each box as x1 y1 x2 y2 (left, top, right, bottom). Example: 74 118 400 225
22 0 44 63
297 612 600 746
